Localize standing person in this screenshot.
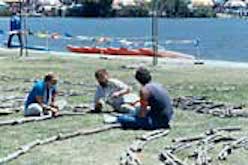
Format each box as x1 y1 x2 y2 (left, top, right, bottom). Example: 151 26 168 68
7 12 23 48
24 73 59 117
104 67 173 130
93 69 139 113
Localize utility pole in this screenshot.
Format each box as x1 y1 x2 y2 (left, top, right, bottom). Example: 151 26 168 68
19 0 23 56
152 0 159 66
23 0 28 56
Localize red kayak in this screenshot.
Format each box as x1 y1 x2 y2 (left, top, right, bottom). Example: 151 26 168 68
67 45 101 54
67 45 194 59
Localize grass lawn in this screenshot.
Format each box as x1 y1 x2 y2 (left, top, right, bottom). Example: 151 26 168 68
0 50 248 164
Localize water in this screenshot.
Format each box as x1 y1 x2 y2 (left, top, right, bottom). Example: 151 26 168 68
0 17 248 62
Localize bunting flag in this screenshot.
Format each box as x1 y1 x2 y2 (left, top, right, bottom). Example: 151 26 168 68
35 32 49 39
0 29 199 49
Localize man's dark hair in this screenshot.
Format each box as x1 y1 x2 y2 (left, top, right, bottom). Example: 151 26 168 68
44 72 56 82
135 67 152 85
95 69 108 79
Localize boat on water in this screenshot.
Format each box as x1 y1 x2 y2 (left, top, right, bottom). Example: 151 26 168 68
66 45 195 59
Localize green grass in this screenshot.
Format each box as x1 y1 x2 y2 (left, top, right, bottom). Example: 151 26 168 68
0 51 248 164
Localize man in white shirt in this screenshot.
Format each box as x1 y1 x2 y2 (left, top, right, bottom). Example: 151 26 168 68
93 69 139 113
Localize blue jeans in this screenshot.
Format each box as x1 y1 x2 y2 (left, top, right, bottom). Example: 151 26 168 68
117 113 170 130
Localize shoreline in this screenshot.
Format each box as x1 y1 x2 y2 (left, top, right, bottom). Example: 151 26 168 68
1 47 248 69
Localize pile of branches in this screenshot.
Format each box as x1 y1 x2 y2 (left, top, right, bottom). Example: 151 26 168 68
159 126 248 165
173 96 248 118
120 129 170 165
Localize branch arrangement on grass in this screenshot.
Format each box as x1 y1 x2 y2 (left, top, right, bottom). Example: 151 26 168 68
120 129 170 165
159 126 245 165
0 111 89 127
0 124 121 164
173 96 248 118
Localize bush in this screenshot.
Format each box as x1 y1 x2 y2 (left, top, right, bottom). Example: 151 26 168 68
192 7 216 17
0 8 11 16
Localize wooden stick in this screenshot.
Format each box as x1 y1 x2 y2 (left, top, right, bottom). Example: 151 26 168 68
0 110 14 115
166 142 194 154
131 130 170 152
0 124 120 164
0 112 87 127
172 135 205 143
160 150 187 165
218 137 248 160
194 145 211 165
120 129 170 165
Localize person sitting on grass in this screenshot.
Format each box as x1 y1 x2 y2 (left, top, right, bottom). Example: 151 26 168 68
104 67 173 130
93 68 139 113
24 73 59 117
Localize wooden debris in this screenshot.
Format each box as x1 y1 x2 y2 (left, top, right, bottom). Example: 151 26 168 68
0 109 14 115
165 142 194 154
173 96 248 118
120 129 170 165
0 112 87 127
172 135 205 143
120 149 142 165
194 145 212 165
160 150 187 165
218 137 248 160
160 127 242 165
0 124 120 164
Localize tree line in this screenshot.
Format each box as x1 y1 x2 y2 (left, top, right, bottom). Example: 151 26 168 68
74 0 216 17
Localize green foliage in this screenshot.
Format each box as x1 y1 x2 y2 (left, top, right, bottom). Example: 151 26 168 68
147 0 191 17
114 5 149 17
191 7 216 17
0 8 11 16
76 0 113 17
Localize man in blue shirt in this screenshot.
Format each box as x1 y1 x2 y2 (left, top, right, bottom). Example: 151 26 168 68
7 12 23 48
24 73 59 117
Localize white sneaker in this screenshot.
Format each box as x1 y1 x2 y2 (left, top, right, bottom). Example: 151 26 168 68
103 114 117 124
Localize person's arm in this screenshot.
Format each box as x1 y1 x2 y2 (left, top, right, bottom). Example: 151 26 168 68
111 79 130 98
35 96 48 110
139 87 150 118
50 88 58 109
94 86 105 111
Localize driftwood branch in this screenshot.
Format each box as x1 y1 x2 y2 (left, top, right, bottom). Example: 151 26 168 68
194 145 212 165
218 137 248 160
0 112 88 127
172 126 241 144
159 150 187 165
173 96 248 118
120 129 170 165
0 124 120 164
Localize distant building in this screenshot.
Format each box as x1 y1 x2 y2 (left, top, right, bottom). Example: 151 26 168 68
224 0 246 8
191 0 215 7
112 0 151 9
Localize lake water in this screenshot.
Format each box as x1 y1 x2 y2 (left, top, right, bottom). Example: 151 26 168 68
0 17 248 62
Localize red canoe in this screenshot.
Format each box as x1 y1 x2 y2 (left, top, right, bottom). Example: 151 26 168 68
67 45 194 59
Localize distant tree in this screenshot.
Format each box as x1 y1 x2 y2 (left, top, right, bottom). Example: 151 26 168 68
191 7 216 17
148 0 190 17
114 5 149 17
77 0 113 17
